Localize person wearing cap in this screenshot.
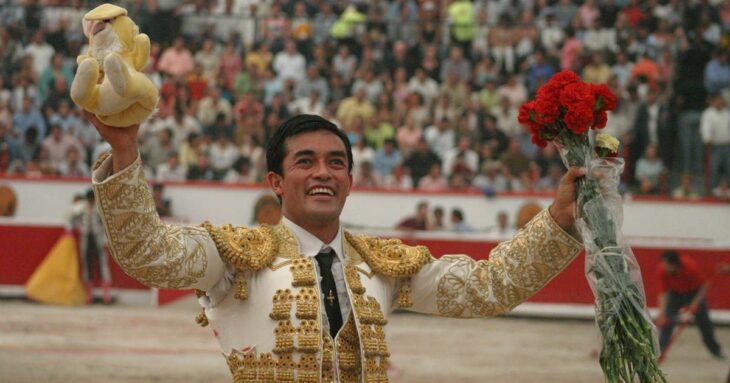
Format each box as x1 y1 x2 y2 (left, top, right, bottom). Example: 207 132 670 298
85 111 586 382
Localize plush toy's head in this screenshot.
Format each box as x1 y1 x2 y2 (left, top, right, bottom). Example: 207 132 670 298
82 4 143 70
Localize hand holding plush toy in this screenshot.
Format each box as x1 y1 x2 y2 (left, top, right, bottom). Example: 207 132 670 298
70 3 158 128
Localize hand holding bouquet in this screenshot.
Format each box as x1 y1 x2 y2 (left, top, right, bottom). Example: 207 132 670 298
519 71 666 383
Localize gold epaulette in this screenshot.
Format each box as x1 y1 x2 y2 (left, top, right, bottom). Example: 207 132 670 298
344 232 433 278
92 151 111 171
200 222 279 272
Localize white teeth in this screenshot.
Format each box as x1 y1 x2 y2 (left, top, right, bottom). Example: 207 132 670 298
308 187 334 196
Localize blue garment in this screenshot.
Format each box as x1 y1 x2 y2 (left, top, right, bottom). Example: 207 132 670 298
527 63 556 95
12 109 47 142
372 148 402 178
704 59 730 93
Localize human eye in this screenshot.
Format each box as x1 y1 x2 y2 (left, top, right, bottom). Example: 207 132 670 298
296 158 312 166
330 158 346 167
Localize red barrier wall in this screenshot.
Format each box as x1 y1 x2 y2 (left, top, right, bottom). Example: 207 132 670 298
3 224 729 309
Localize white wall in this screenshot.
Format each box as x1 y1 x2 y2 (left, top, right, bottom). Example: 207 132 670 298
2 178 729 248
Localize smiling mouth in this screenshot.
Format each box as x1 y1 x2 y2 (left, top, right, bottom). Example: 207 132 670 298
307 187 335 196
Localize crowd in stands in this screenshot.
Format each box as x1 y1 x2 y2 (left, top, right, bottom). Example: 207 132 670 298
1 0 730 202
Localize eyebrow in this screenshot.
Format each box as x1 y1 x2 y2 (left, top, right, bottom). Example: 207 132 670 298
293 149 348 159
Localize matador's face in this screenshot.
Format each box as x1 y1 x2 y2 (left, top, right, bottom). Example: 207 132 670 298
268 131 352 232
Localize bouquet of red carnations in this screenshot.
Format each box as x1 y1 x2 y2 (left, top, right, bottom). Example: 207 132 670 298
519 71 666 382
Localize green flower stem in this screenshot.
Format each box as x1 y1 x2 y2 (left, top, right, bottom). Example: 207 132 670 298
555 129 666 383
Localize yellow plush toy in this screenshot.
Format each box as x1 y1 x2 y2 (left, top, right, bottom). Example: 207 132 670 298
70 3 158 127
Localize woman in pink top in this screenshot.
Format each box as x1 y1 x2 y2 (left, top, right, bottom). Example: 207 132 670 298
396 114 423 155
219 40 242 90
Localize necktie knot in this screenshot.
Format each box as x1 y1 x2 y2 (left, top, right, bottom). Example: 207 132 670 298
316 248 335 269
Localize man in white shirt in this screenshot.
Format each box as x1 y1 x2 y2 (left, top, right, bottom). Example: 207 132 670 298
272 40 307 86
84 112 586 382
701 94 730 189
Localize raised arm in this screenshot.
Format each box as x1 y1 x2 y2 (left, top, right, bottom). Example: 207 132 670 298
86 112 226 290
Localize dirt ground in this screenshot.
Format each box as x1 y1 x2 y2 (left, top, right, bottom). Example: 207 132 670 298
1 297 728 383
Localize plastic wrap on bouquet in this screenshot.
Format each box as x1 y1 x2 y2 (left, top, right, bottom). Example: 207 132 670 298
554 132 664 383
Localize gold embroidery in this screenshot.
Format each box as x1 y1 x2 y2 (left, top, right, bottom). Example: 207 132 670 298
397 278 413 308
269 259 294 271
322 334 334 370
94 157 209 288
345 232 433 277
226 349 257 382
361 325 379 357
344 266 365 294
234 272 248 301
336 315 362 374
258 353 275 382
276 354 296 383
297 355 319 383
365 358 388 383
270 289 293 320
436 209 582 317
290 258 317 287
295 287 319 319
200 222 279 272
297 319 321 354
273 320 296 354
195 308 208 327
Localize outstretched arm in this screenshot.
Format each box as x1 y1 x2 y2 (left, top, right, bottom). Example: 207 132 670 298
406 167 585 317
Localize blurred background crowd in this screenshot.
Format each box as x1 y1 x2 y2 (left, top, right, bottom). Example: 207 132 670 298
1 0 730 201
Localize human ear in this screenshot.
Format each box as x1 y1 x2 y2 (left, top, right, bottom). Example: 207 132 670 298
266 171 284 197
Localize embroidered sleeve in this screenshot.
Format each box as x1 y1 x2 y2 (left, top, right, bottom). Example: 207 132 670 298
92 154 225 290
409 209 582 317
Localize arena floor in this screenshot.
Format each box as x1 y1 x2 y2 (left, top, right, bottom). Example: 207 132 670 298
1 297 728 383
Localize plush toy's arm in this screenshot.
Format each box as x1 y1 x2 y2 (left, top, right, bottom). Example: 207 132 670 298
76 54 92 65
132 33 151 71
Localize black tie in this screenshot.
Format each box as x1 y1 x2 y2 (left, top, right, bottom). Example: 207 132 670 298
315 249 343 338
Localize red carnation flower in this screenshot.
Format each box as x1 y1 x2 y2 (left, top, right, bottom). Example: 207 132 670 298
564 106 594 134
593 111 608 129
591 84 618 112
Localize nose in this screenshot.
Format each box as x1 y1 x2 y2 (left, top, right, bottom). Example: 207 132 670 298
312 159 332 180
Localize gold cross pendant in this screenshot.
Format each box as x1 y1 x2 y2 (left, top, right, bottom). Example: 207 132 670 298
327 290 336 307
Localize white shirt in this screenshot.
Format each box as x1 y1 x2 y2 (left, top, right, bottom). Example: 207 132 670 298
700 106 730 145
647 103 660 146
282 217 351 333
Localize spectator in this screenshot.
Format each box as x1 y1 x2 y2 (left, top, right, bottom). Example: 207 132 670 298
336 87 375 127
704 50 730 94
672 173 701 201
353 161 380 188
224 156 256 184
500 138 531 178
17 127 39 164
395 200 429 231
372 139 401 179
403 138 441 186
158 37 194 79
141 128 175 173
41 124 83 164
424 117 456 160
12 96 46 141
582 52 613 85
635 143 665 194
700 93 730 189
295 65 329 103
24 31 55 78
473 161 510 195
187 151 215 181
442 136 479 178
450 208 474 233
352 69 384 104
209 133 240 180
156 152 187 182
194 38 220 83
272 40 306 85
630 90 672 182
382 163 414 191
197 87 233 127
440 46 471 84
218 39 242 90
418 163 448 191
289 90 325 116
408 67 439 109
57 146 89 178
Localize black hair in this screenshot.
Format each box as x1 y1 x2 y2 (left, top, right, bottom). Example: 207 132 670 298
452 208 464 221
662 250 680 266
266 114 353 176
